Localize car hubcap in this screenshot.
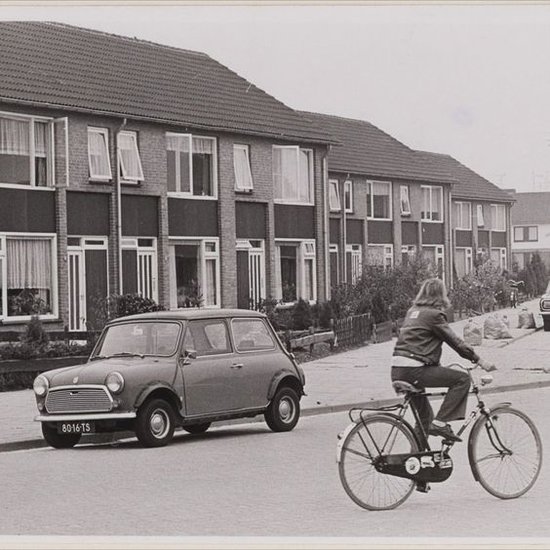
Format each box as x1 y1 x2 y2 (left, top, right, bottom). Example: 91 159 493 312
150 409 170 439
279 397 295 423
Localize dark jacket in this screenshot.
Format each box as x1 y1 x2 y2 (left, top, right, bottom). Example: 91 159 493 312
393 306 480 366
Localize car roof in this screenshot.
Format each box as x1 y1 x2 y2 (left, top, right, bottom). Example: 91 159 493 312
107 308 267 324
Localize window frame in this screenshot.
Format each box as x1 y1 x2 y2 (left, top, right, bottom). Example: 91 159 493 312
272 145 314 205
0 111 54 189
454 201 472 230
514 225 538 242
366 244 394 269
490 247 507 270
344 180 353 213
117 130 144 184
476 204 485 227
421 185 444 223
455 246 473 278
328 179 341 211
490 203 506 232
345 243 363 283
400 185 411 216
366 180 392 221
233 143 254 192
120 237 158 302
87 127 112 182
231 317 276 353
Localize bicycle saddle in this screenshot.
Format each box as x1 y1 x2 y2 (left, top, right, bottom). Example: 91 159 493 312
392 380 423 394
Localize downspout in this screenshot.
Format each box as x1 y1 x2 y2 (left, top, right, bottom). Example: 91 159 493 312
448 184 453 288
343 173 349 282
116 118 128 293
322 148 331 301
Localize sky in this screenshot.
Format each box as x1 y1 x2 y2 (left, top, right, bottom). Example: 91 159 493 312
2 2 550 193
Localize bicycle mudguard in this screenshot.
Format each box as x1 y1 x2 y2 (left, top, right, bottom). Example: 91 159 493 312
378 450 453 483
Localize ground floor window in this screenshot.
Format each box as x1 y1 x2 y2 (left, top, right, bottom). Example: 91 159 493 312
121 238 158 302
366 244 393 269
275 240 316 303
422 245 444 280
455 247 473 278
169 238 219 308
329 244 339 287
490 247 507 271
0 234 57 320
401 245 417 266
346 244 362 284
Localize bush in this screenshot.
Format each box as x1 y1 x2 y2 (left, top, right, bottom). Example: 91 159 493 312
23 315 49 347
291 299 313 330
107 294 164 320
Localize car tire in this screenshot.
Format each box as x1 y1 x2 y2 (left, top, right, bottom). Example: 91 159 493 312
544 317 550 332
41 423 81 449
135 398 176 448
264 386 300 432
182 423 211 435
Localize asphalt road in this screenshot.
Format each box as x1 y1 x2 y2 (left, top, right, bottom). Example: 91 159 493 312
0 386 548 541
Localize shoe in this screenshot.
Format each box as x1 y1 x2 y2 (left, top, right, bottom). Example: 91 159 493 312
416 481 430 493
428 423 462 442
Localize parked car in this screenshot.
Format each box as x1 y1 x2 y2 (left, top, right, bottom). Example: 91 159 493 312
33 309 306 449
539 282 550 331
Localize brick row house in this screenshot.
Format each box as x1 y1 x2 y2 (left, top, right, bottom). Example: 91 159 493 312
300 112 458 284
0 22 334 334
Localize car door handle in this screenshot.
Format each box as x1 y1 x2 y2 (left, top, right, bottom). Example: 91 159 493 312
230 363 243 369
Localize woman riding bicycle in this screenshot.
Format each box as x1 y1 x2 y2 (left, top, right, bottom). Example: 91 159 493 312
391 278 496 443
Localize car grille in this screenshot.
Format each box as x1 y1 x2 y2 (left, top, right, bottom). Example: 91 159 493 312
45 386 113 414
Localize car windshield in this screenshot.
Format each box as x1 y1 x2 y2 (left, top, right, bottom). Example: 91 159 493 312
94 322 181 358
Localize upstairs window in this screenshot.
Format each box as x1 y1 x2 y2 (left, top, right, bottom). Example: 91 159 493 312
490 204 506 231
0 114 52 187
167 133 216 197
273 146 313 204
367 181 391 220
118 131 144 183
514 225 538 242
344 180 353 213
454 201 472 230
476 204 485 227
233 144 253 192
329 179 341 211
421 185 443 222
87 127 112 181
400 185 411 215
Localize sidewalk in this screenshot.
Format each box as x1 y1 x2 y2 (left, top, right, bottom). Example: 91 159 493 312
1 300 549 452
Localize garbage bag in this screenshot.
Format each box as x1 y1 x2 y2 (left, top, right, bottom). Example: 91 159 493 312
484 314 513 340
464 319 483 346
518 309 535 329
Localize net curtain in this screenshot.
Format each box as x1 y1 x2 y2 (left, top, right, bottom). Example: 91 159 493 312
7 239 52 299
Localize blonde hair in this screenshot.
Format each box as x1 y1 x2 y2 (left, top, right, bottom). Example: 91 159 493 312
413 278 450 310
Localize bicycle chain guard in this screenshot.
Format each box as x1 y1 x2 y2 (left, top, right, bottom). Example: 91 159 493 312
375 450 454 483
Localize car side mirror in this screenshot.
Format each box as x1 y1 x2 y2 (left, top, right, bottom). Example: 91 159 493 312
180 349 197 365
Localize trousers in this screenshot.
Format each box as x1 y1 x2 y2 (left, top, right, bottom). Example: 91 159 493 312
391 365 470 433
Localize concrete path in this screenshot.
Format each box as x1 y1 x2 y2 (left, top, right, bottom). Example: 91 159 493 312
1 299 548 452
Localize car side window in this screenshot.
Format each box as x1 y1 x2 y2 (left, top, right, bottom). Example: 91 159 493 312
232 318 275 352
184 319 231 357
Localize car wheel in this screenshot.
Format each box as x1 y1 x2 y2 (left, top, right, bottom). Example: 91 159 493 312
135 399 175 448
265 386 300 432
183 422 211 435
544 317 550 332
41 423 81 449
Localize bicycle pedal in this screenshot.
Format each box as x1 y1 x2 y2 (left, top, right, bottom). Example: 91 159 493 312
415 482 430 494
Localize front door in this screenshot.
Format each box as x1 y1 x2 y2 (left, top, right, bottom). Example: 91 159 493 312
68 250 85 332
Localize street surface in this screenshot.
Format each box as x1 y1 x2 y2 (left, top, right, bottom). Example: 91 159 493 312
0 386 548 539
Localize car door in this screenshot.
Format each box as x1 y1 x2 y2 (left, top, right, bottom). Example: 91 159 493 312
229 317 287 409
181 318 242 416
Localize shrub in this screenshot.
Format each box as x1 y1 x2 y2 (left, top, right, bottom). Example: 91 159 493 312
291 299 313 330
108 294 164 320
23 315 49 347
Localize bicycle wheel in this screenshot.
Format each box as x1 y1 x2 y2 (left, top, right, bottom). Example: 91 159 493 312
468 406 542 499
338 414 419 511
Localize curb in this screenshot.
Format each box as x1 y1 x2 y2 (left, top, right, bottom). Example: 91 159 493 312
3 379 550 453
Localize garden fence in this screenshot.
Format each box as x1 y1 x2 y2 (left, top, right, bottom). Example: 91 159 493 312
333 313 373 348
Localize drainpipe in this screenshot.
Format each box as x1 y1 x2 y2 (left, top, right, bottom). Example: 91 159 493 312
343 173 349 282
448 185 453 287
322 148 331 301
116 118 128 294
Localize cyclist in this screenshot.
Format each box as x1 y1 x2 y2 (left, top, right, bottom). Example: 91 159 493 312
391 278 496 444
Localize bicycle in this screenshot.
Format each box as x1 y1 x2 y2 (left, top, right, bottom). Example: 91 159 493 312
336 363 543 511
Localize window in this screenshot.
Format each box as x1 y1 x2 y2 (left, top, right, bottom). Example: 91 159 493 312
87 127 112 181
273 146 313 204
121 238 158 302
117 131 144 183
400 185 411 215
454 201 471 230
455 247 473 278
366 244 393 268
232 319 275 352
422 245 445 280
421 185 443 222
275 240 316 302
401 245 416 266
184 319 231 356
169 239 219 308
476 204 485 227
0 113 52 187
514 226 538 242
329 179 341 211
490 204 506 231
233 144 253 191
329 244 339 286
346 244 363 283
166 133 216 197
0 235 56 320
367 181 391 219
344 180 353 213
490 247 507 271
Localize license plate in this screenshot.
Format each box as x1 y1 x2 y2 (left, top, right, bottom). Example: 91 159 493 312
57 421 95 435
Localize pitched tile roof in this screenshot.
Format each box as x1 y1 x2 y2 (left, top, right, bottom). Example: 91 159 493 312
299 111 457 184
0 22 333 144
510 192 550 225
414 151 514 203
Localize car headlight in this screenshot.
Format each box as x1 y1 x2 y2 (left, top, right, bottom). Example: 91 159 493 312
33 375 49 397
540 298 550 311
105 372 125 394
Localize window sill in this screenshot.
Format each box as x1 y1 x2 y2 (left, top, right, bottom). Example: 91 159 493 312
120 180 142 187
235 188 253 194
167 193 218 200
367 217 393 222
88 178 112 185
0 183 54 191
421 219 444 224
274 200 315 207
0 314 59 325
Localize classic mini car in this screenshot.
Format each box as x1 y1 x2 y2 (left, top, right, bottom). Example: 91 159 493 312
33 309 305 449
540 282 550 331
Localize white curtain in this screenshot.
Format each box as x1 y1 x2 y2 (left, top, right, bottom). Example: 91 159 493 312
192 137 213 154
7 238 51 292
118 133 143 180
281 148 298 200
166 134 190 153
88 131 110 177
299 150 311 202
0 118 30 155
233 146 253 189
34 122 48 157
205 258 216 306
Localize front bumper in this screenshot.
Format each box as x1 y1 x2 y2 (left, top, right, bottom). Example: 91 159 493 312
35 412 137 422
